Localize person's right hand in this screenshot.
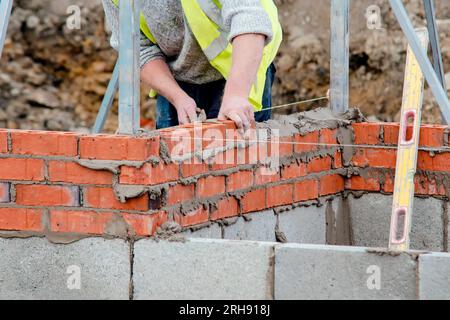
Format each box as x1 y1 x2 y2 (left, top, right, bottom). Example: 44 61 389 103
173 95 198 125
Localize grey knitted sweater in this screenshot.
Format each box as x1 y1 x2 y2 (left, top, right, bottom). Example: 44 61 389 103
102 0 273 84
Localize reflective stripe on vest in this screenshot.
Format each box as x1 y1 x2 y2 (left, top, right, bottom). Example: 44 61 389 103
182 0 282 110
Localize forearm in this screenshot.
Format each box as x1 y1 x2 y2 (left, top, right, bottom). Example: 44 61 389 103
141 59 189 105
224 34 265 99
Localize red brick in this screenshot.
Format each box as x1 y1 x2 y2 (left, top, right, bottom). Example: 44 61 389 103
200 123 227 150
0 208 42 232
417 151 450 172
49 161 113 185
254 167 280 185
383 174 446 196
245 142 261 166
320 129 337 146
175 206 209 227
16 185 79 207
227 171 254 192
381 173 393 194
50 210 113 235
167 184 195 206
197 176 225 198
353 123 381 145
270 136 294 158
413 176 446 196
209 148 239 171
267 184 293 208
124 211 167 236
181 161 209 178
241 189 266 213
224 121 251 146
0 158 44 181
307 156 332 173
383 123 400 145
210 197 239 220
119 162 179 185
320 174 345 196
256 140 272 163
0 183 10 203
345 175 380 191
351 149 397 169
80 135 159 161
294 179 319 202
294 131 319 153
0 131 7 153
281 162 307 180
11 131 78 156
334 151 343 169
160 127 197 160
83 187 148 211
419 126 445 148
50 210 167 237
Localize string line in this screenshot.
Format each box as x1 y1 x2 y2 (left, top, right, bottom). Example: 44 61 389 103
171 135 450 153
256 96 329 113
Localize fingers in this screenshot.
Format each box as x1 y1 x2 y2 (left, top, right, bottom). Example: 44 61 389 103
245 105 255 122
219 107 254 138
186 106 198 123
223 110 251 138
175 98 198 125
227 112 245 134
177 109 189 125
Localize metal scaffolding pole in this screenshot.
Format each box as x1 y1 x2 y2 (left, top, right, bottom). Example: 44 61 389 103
390 0 450 124
423 0 447 124
330 0 349 114
118 0 141 135
92 60 119 134
0 0 13 59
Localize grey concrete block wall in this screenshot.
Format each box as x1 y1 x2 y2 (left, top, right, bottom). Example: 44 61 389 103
133 238 274 300
419 253 450 300
1 236 450 300
275 244 417 300
223 210 277 242
0 238 130 300
278 205 326 244
447 201 449 252
183 223 222 239
348 194 445 252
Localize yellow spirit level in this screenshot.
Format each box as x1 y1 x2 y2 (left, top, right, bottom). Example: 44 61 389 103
389 28 429 251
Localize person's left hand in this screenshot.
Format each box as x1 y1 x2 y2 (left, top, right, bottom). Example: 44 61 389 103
218 95 255 136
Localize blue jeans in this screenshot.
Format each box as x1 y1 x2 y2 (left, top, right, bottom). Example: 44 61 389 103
156 64 276 129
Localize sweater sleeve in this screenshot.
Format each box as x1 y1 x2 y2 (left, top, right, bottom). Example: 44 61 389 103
220 0 274 45
101 0 166 69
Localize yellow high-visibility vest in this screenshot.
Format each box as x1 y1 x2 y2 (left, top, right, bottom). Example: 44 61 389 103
112 0 282 111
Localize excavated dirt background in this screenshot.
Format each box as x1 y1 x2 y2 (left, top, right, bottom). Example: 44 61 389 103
0 0 449 133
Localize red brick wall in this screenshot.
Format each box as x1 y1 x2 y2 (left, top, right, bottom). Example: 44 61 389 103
0 121 448 239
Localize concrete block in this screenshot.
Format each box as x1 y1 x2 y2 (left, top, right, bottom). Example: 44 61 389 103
133 238 274 300
447 202 449 253
278 205 326 244
182 223 222 239
0 238 130 300
223 210 276 242
419 253 450 300
275 244 417 300
349 194 444 251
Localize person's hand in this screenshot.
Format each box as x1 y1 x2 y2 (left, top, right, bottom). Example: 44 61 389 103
218 95 255 135
173 94 198 125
